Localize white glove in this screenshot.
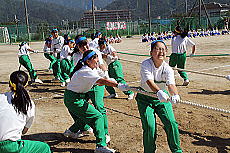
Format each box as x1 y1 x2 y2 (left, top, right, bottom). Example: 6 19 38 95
108 78 117 83
55 49 61 53
33 50 38 53
170 95 180 104
156 90 169 102
226 75 230 81
104 71 109 79
117 83 129 91
189 53 195 57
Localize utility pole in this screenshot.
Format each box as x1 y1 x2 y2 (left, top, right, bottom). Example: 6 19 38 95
185 0 188 14
199 0 202 28
24 0 30 40
147 0 151 33
92 0 96 33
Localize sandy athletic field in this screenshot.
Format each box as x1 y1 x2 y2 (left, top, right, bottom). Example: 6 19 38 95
0 35 229 153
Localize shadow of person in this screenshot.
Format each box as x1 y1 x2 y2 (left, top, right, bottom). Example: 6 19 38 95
179 130 230 153
22 132 95 152
189 89 230 95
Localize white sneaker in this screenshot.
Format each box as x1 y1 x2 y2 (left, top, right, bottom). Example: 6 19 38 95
66 78 71 83
63 128 93 139
106 134 111 144
127 93 135 100
60 82 66 87
104 93 118 99
34 78 43 84
183 79 189 86
94 146 116 153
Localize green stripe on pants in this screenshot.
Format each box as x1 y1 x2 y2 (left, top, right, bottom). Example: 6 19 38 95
0 140 51 153
106 60 133 95
135 93 182 153
64 89 107 147
19 55 37 80
169 53 188 80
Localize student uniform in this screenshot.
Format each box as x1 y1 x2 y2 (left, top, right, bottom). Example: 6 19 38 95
18 44 37 81
169 35 195 81
60 45 74 82
0 92 51 153
51 35 64 80
71 49 109 136
100 44 134 96
135 59 182 153
43 39 56 70
64 65 107 147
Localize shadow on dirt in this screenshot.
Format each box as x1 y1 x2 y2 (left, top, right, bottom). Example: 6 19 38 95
179 129 230 153
188 89 230 95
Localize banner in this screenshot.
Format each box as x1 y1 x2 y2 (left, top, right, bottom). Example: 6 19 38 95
106 22 126 30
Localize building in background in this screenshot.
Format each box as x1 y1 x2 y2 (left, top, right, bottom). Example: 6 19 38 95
79 9 132 28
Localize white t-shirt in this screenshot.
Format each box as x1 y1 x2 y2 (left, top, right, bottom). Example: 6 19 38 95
0 92 35 141
60 45 72 61
140 58 175 92
100 45 117 65
51 36 64 51
171 36 195 54
67 65 102 93
89 38 99 49
18 44 31 57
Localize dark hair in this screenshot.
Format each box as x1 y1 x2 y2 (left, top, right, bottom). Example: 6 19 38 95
10 71 31 115
151 40 167 51
175 26 188 38
64 34 70 45
98 38 107 46
70 50 97 78
71 39 88 56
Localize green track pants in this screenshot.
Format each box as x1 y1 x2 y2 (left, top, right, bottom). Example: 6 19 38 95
169 53 188 80
19 55 37 81
0 140 51 153
135 93 182 153
67 85 109 135
64 89 107 147
60 59 74 82
44 53 56 70
106 60 133 95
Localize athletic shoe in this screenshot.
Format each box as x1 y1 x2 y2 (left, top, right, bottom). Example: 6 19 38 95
60 82 66 87
104 93 118 99
106 134 111 144
183 79 189 86
63 128 93 139
127 93 135 100
66 78 71 83
34 78 43 84
94 146 116 153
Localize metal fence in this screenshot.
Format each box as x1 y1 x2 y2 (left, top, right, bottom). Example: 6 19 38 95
0 16 228 43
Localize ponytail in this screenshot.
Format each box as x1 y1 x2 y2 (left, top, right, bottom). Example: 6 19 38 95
10 71 31 115
69 50 97 78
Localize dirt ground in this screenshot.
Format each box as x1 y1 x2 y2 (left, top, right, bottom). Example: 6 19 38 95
0 35 229 153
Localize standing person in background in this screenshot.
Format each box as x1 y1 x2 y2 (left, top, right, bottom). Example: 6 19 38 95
50 28 65 81
43 35 56 72
89 31 102 49
135 40 182 153
18 42 43 84
64 50 128 153
98 38 135 100
0 71 51 153
59 39 75 87
169 26 196 86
